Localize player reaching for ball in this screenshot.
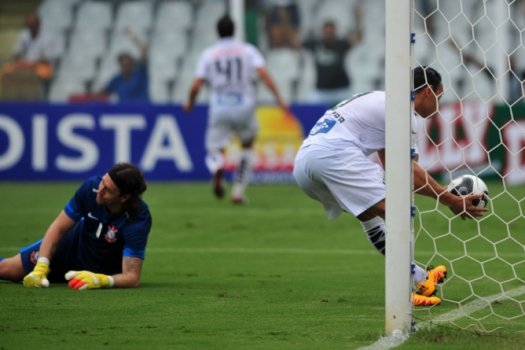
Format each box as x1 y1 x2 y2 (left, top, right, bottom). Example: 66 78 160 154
183 14 289 204
0 163 152 290
293 66 488 306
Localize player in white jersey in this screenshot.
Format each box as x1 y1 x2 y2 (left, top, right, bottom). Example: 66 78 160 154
293 66 488 306
184 15 288 203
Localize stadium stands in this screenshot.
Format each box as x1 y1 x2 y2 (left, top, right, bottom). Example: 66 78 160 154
30 0 389 103
5 0 505 103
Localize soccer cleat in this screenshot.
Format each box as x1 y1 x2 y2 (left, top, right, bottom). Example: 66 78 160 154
427 265 447 284
212 169 225 199
415 280 436 297
231 196 248 205
412 293 441 306
416 265 447 297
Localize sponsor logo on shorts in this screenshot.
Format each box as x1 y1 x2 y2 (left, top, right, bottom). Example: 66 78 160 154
30 251 39 265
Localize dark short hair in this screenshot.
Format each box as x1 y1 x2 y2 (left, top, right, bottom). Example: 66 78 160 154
323 20 336 28
117 52 134 63
108 163 147 217
217 14 235 38
413 66 441 92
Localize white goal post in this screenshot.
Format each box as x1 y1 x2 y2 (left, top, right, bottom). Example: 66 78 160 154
385 0 414 335
385 0 525 336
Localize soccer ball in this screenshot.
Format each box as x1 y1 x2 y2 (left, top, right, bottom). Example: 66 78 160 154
447 174 489 208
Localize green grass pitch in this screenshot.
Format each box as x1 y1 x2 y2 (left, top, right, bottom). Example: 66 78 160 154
0 180 524 349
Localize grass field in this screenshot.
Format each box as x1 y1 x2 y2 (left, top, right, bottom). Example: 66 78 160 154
0 180 524 349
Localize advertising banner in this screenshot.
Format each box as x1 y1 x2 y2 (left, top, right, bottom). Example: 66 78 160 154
416 101 525 185
0 103 325 181
1 101 523 184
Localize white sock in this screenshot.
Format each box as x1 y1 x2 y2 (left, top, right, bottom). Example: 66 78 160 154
412 264 427 284
361 216 386 255
232 149 254 198
205 151 224 174
362 216 427 283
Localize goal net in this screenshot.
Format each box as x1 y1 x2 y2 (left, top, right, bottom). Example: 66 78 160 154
411 0 525 332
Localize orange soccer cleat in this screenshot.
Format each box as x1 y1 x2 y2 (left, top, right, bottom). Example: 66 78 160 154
416 265 447 297
412 292 441 306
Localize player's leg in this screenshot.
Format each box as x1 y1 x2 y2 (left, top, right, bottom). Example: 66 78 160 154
205 149 226 198
293 148 344 219
231 111 258 204
205 117 233 199
0 254 27 281
0 240 43 281
358 207 427 280
231 140 255 204
303 146 443 305
357 196 445 303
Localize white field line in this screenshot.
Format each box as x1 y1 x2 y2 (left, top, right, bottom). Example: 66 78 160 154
0 246 379 255
2 246 522 260
357 330 410 350
148 247 378 254
358 285 525 350
1 246 523 259
417 285 525 326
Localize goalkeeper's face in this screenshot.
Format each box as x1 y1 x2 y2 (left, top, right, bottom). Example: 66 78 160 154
96 174 127 208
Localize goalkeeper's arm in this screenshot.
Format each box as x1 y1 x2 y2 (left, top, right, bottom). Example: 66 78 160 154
65 256 143 290
111 256 143 288
23 211 75 288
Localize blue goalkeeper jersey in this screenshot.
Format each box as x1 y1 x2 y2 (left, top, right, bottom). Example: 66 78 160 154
20 175 152 281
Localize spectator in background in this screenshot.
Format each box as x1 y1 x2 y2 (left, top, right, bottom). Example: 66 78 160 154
4 12 57 99
447 37 525 104
301 4 364 105
99 28 149 102
263 0 300 48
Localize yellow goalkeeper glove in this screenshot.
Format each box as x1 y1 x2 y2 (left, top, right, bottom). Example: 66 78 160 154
23 257 50 288
65 270 114 290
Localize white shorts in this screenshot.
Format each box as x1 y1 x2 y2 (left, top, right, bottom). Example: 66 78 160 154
293 143 385 219
206 105 258 151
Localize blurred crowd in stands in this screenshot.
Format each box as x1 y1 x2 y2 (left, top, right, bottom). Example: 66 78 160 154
1 0 525 105
0 0 372 104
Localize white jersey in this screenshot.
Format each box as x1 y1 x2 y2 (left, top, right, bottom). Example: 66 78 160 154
300 91 419 157
12 29 57 62
195 37 265 113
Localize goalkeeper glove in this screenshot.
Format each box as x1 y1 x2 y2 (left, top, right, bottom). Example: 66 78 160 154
65 270 114 290
23 257 50 288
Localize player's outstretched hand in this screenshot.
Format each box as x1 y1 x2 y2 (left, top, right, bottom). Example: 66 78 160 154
23 258 50 288
182 102 193 112
65 270 114 290
449 193 488 220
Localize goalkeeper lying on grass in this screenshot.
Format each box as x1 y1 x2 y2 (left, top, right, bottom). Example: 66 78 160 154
0 162 152 290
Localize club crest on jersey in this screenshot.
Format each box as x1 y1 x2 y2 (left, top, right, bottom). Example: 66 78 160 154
104 225 119 243
309 119 336 135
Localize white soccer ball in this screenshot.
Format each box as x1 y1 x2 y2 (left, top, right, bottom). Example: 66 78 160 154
447 174 489 208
